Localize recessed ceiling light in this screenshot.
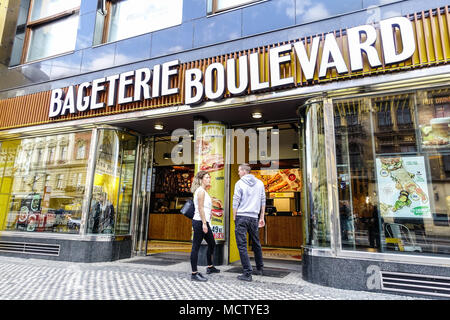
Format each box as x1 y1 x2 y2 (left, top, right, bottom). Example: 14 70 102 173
154 124 164 130
252 112 262 119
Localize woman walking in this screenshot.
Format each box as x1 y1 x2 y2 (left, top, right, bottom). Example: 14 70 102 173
190 170 220 281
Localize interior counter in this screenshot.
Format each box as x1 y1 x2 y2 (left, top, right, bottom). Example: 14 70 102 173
259 215 303 248
148 213 192 241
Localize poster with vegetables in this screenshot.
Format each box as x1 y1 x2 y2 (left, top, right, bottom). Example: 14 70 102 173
376 156 431 219
194 122 225 241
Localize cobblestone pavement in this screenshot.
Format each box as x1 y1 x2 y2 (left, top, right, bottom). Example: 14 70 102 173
0 255 425 301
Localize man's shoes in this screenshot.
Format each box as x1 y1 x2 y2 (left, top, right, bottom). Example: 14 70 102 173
253 268 264 276
206 266 220 274
237 274 252 282
191 272 208 282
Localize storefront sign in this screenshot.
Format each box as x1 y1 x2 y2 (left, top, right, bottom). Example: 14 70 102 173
48 17 416 118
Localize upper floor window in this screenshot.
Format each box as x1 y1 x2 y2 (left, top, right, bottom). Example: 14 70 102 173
94 0 183 45
207 0 260 14
76 143 86 159
19 0 81 63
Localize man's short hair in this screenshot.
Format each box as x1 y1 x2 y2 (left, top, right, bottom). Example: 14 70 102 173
239 163 251 173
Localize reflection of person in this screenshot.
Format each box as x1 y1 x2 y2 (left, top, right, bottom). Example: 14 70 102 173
233 163 266 282
90 193 115 234
368 204 381 249
190 171 220 282
339 200 351 241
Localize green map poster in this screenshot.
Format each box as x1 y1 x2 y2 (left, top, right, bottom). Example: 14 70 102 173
376 156 431 219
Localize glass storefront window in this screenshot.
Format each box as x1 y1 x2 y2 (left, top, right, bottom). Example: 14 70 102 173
87 130 137 235
304 101 330 247
334 87 450 257
0 131 92 234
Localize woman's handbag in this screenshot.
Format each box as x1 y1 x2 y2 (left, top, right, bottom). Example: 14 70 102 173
180 199 195 219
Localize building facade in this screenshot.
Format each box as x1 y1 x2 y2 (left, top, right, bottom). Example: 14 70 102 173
0 0 449 297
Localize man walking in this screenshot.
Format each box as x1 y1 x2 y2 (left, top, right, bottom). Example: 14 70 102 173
233 163 266 281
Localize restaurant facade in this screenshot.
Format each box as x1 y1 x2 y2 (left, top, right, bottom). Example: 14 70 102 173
0 0 449 297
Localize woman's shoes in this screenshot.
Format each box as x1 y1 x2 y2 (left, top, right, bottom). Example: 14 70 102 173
191 266 220 281
206 266 220 274
191 272 208 281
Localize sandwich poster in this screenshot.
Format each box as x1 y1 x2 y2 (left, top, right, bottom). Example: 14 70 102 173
194 122 225 241
253 169 302 192
419 95 449 150
376 156 431 219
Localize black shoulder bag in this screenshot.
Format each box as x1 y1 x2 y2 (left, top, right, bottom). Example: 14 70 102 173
180 199 195 219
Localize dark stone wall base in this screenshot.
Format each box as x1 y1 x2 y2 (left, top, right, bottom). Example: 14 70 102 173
302 250 450 298
0 234 132 263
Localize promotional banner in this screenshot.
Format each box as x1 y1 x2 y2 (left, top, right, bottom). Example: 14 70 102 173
253 169 302 192
376 156 431 219
194 122 226 241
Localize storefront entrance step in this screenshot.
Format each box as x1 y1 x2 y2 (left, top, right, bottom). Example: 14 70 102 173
225 266 291 278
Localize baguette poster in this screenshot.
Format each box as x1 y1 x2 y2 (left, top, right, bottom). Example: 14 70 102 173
194 122 226 241
252 169 302 192
376 156 431 219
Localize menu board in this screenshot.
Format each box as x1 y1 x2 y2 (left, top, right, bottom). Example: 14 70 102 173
376 156 431 219
419 95 450 151
252 169 302 192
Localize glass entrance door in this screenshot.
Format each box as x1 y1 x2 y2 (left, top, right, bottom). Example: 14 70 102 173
228 122 305 262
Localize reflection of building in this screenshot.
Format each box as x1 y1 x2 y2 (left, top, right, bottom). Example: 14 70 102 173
5 132 90 233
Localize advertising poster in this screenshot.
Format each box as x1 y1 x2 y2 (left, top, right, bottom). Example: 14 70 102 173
253 169 302 192
376 156 431 219
419 95 450 151
18 194 41 231
194 122 226 241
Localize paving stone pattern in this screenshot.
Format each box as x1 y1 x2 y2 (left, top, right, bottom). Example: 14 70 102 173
0 256 424 300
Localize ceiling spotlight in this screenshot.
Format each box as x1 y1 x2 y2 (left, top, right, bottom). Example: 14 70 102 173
163 152 170 160
154 124 164 130
292 143 299 151
252 112 262 119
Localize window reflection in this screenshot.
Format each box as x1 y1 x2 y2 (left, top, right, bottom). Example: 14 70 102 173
334 88 450 257
27 15 79 62
30 0 81 21
0 131 92 234
305 102 330 247
87 130 137 235
96 0 183 44
208 0 260 14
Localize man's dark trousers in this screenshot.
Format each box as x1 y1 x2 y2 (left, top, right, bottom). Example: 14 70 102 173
235 216 264 276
